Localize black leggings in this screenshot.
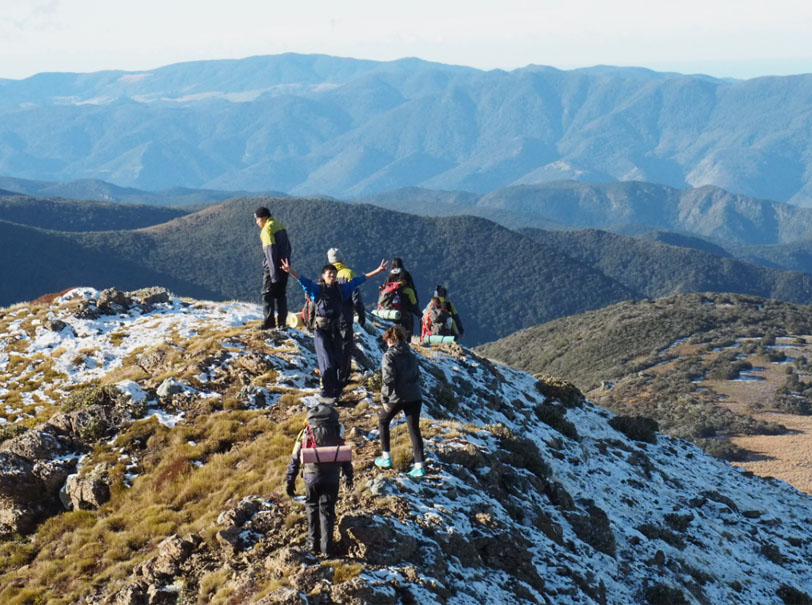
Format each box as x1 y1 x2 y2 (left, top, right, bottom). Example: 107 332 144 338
378 400 424 463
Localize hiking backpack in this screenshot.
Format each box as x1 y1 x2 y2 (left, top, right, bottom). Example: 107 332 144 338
300 284 343 331
428 304 450 334
300 404 352 467
378 281 404 310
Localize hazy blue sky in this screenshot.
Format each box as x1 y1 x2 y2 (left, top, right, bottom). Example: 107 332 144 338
2 0 811 80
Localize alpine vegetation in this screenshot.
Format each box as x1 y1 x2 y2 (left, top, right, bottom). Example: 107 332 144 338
0 287 810 603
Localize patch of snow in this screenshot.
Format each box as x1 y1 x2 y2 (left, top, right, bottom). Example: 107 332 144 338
144 407 184 428
57 287 99 303
115 380 147 403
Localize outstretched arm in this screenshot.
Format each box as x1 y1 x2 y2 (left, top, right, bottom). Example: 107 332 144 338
280 258 300 280
364 259 388 280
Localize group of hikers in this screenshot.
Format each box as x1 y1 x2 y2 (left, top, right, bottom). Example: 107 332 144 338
254 206 462 556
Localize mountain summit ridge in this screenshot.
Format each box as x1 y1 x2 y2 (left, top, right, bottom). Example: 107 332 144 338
0 287 810 603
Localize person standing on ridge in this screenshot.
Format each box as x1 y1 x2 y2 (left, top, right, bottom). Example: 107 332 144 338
379 257 420 339
375 325 425 478
255 207 291 330
281 257 388 403
327 248 366 387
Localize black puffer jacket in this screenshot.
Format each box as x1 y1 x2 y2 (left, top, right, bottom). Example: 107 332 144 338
381 341 421 406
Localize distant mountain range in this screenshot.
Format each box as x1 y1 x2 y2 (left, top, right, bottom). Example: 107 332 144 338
361 181 812 246
2 54 812 204
0 176 281 207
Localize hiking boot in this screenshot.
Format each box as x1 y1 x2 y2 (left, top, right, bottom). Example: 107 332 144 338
374 457 393 469
407 466 426 479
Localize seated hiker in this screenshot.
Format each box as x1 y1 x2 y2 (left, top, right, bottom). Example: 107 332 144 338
422 296 455 341
327 248 366 388
282 258 387 402
378 257 420 339
430 285 464 339
285 403 353 556
374 325 425 478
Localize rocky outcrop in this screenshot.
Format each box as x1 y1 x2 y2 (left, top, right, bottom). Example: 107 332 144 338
73 287 172 321
62 464 111 510
339 515 418 565
0 390 146 534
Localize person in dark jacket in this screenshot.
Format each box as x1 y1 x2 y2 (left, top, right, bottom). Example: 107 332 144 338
284 404 353 556
380 257 421 339
327 248 366 387
255 207 292 330
282 258 387 402
374 325 425 478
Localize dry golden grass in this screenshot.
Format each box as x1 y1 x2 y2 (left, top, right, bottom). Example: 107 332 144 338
731 414 812 493
0 409 306 604
686 339 812 494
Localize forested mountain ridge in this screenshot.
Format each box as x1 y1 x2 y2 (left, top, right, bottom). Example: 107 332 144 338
3 54 812 204
0 194 189 231
362 181 812 245
0 196 635 345
525 227 812 302
0 176 283 207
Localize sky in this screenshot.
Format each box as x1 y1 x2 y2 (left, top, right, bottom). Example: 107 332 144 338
1 0 812 80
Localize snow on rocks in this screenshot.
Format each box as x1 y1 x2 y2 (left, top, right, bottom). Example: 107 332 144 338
2 289 812 603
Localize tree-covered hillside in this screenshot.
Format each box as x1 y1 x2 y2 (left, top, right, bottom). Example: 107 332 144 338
527 228 812 302
476 293 812 389
363 181 812 245
0 195 189 232
0 197 635 344
73 197 636 345
0 220 221 306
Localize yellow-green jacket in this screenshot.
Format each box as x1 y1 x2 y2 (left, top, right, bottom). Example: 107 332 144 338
260 217 291 283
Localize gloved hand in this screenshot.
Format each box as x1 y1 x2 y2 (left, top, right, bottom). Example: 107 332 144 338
286 482 296 498
344 479 353 491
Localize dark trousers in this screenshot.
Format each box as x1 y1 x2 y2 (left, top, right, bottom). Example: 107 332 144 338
261 272 288 329
314 328 343 398
304 471 340 554
398 312 415 339
338 323 354 386
379 400 424 463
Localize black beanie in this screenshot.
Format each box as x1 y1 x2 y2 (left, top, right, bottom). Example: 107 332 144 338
392 257 404 269
254 207 271 218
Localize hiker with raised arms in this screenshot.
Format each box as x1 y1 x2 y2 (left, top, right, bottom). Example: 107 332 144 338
327 248 366 388
375 324 426 478
281 257 388 403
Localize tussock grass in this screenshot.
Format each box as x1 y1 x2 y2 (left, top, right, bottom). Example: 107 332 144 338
329 561 364 583
0 409 307 603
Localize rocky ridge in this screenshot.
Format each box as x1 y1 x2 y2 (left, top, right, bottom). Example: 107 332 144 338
0 288 811 604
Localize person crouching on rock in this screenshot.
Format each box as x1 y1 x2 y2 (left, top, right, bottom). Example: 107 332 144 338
374 325 426 478
281 258 388 403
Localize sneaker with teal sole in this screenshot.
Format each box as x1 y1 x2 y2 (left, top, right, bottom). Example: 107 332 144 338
407 466 426 478
374 457 393 469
